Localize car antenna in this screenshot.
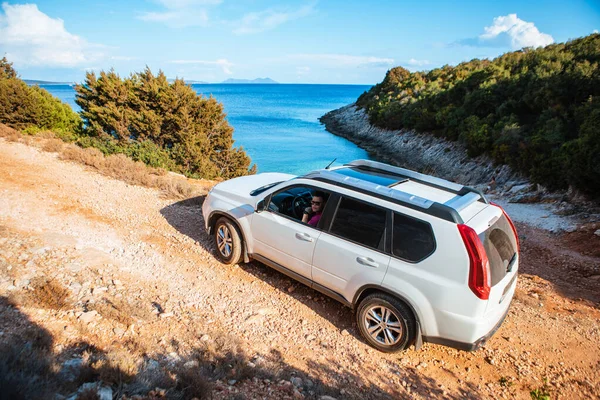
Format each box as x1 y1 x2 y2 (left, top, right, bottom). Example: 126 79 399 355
325 158 337 170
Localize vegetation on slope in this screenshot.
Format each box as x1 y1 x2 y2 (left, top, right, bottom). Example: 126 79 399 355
0 57 81 138
357 34 600 197
0 58 255 180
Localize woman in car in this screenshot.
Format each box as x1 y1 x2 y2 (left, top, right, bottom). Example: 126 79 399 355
302 191 326 226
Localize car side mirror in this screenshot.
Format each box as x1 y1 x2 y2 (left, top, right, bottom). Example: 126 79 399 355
255 199 266 213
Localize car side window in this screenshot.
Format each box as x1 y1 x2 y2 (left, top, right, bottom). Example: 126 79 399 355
268 185 330 227
392 212 435 262
329 197 387 250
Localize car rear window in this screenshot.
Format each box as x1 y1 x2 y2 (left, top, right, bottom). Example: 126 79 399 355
330 197 387 250
392 213 435 262
480 214 517 286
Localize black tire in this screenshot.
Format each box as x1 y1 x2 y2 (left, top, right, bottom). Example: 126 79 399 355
356 293 416 353
213 217 243 265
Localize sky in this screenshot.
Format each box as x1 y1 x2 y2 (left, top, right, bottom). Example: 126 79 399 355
0 0 598 84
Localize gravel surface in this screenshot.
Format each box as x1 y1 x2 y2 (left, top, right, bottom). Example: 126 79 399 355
1 139 599 399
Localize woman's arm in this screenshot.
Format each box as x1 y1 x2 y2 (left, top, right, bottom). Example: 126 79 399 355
302 207 311 223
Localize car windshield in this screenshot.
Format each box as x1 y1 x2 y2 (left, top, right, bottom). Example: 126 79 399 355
250 181 283 196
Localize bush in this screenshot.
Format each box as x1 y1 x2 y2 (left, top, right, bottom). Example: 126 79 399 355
0 57 81 134
75 67 256 179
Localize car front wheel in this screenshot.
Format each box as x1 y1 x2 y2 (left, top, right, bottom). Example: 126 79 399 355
213 217 243 265
356 293 416 352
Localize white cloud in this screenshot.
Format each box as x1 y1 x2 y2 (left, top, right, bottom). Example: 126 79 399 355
0 3 103 67
594 29 599 34
170 58 233 74
479 14 554 49
290 54 394 68
407 58 430 66
233 3 315 35
110 55 137 61
138 0 220 27
138 9 208 28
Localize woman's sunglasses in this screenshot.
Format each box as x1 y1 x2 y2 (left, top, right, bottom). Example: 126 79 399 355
311 201 322 205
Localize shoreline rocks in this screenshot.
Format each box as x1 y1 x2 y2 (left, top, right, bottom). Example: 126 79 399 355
319 104 522 188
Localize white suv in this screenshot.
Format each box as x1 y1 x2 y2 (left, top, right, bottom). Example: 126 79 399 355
202 160 519 352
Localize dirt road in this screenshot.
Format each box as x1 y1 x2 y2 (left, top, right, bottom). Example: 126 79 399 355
1 139 599 399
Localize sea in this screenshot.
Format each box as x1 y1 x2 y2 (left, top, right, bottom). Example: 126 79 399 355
40 83 373 175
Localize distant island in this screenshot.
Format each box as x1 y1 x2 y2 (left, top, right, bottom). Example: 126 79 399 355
23 79 74 85
221 78 278 84
168 78 209 84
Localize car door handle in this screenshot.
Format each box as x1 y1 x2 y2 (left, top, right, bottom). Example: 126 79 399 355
295 232 314 242
356 256 379 268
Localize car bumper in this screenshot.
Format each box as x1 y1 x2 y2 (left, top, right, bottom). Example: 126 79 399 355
422 303 511 351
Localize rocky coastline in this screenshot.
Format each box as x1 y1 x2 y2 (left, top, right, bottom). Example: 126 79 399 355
319 104 522 188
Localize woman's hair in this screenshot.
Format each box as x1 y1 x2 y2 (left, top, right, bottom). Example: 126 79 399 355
313 190 327 200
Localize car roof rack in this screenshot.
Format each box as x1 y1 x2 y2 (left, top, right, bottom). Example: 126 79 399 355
302 159 488 224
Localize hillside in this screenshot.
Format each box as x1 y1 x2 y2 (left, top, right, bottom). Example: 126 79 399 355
356 33 600 198
1 135 599 399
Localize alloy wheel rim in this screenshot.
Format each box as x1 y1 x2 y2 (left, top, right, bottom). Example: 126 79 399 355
364 305 403 346
216 225 233 257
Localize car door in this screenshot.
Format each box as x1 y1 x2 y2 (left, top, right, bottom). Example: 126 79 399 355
312 196 391 302
252 184 329 279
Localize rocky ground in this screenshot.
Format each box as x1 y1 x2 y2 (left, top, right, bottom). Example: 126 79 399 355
0 139 599 399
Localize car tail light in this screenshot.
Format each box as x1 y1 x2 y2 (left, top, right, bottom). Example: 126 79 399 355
458 224 491 300
490 202 520 253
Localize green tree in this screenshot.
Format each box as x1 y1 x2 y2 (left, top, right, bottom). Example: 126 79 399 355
75 67 255 179
0 57 81 137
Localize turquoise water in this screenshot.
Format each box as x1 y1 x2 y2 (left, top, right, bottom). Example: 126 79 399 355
40 83 372 175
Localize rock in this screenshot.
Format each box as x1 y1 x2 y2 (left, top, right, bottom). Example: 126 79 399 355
257 307 276 315
16 279 30 289
341 329 349 336
319 396 338 400
60 358 84 382
509 193 542 204
306 334 316 341
113 326 126 336
184 360 199 369
287 286 296 293
146 359 160 370
97 386 112 400
228 379 237 385
200 334 211 342
290 377 303 387
79 310 99 324
594 229 600 237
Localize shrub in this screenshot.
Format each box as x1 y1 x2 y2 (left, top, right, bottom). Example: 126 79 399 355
75 67 256 179
0 57 82 134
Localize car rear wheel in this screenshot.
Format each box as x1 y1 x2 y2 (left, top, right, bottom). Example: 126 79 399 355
356 293 415 352
213 217 243 265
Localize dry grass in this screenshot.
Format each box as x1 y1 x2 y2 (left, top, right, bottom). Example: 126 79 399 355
42 138 65 153
58 145 200 199
87 298 152 326
0 123 206 199
0 123 20 138
11 278 71 311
